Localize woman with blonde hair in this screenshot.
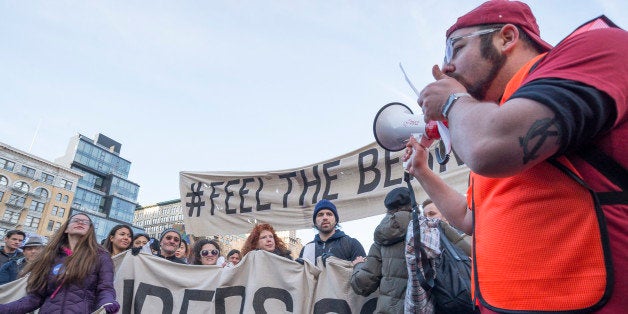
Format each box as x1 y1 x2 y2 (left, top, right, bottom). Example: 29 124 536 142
241 223 292 260
0 213 119 313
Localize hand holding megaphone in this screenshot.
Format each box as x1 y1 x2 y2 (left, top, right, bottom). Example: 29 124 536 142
382 63 454 165
373 102 452 166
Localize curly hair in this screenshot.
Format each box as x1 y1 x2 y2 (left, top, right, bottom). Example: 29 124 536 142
241 223 289 257
191 239 221 265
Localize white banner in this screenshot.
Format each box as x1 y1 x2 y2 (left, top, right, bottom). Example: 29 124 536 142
0 251 378 313
179 142 469 236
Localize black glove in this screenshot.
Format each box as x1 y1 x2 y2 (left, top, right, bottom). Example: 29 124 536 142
131 247 141 256
321 252 335 267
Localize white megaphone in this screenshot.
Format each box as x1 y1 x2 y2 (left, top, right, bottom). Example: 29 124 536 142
373 102 441 152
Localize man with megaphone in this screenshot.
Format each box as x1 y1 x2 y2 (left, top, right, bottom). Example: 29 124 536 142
402 1 627 313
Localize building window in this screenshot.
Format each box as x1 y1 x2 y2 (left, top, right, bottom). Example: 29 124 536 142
47 220 55 231
2 211 20 224
0 158 15 171
29 200 45 212
62 195 69 203
34 187 49 199
24 215 40 228
61 179 73 190
8 194 26 207
54 222 61 232
0 176 7 186
40 172 55 184
13 181 30 193
56 193 62 201
0 191 3 202
51 206 65 217
20 165 36 178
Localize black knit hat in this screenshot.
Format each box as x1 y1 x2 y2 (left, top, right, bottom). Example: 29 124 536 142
159 228 181 243
384 187 412 210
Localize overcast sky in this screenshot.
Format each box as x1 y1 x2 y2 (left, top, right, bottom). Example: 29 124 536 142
2 1 626 248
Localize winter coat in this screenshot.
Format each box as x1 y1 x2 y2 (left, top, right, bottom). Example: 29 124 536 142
0 247 23 266
0 247 116 313
0 257 27 285
158 253 187 264
351 211 411 314
299 230 366 265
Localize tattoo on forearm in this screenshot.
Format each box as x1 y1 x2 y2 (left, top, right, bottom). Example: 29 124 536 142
519 117 561 164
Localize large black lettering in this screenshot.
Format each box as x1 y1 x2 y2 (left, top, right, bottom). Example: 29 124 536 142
179 289 215 314
322 160 340 201
357 148 380 194
252 287 293 313
299 166 321 206
239 177 255 213
360 297 377 314
215 286 246 314
209 181 224 215
313 298 351 314
185 182 205 217
384 150 402 187
122 279 134 314
134 282 173 314
256 177 271 211
224 179 240 214
279 172 297 207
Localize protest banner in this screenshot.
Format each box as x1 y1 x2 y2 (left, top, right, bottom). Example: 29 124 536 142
0 250 377 313
179 142 469 236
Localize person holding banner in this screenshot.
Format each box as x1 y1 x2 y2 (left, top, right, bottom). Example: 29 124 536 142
132 233 150 249
175 239 190 264
404 0 627 312
225 249 242 267
241 223 293 260
156 228 186 264
350 187 413 313
299 199 366 265
191 239 222 266
0 213 119 313
103 224 133 257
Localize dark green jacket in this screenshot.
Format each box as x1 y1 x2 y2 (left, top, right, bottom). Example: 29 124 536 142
350 211 411 313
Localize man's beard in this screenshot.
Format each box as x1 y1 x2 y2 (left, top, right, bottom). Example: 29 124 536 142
317 223 336 234
452 43 506 100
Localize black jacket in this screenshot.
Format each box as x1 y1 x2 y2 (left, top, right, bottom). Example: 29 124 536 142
299 230 365 265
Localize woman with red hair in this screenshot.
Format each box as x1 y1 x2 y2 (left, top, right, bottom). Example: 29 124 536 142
241 223 292 260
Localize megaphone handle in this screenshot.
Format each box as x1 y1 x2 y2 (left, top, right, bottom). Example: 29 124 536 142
403 148 416 171
403 133 428 171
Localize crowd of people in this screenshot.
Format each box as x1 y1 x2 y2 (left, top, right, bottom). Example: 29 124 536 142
1 0 626 313
0 192 467 313
0 197 371 313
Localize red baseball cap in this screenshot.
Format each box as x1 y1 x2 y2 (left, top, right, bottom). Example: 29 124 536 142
446 0 552 52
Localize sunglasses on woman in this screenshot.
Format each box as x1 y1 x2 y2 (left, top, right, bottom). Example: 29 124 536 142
201 249 219 257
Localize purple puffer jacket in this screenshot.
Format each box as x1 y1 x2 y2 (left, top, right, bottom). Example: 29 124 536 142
0 247 116 313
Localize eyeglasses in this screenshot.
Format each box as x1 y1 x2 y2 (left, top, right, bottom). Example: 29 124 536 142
164 235 180 242
69 218 91 226
201 249 219 257
444 28 500 64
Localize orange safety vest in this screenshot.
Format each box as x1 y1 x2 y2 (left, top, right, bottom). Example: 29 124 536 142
468 44 616 312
